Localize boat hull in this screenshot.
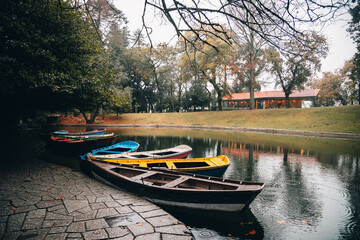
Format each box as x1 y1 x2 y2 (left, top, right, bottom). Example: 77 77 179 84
91 141 140 155
147 198 246 212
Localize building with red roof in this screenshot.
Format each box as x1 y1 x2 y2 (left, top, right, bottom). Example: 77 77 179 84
222 89 320 109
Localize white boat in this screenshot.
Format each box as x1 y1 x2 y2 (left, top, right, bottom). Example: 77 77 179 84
88 145 192 160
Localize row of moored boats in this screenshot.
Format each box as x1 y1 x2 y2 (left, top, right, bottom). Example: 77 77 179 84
50 128 265 213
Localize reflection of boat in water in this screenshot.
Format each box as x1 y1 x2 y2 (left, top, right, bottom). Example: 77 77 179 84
165 207 264 239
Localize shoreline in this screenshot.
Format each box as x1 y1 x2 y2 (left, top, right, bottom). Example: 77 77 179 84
55 124 360 141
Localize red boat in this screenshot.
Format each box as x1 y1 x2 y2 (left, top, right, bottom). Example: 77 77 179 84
49 135 118 156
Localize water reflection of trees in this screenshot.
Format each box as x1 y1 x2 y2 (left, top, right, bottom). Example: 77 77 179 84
222 140 360 239
223 141 324 237
281 147 323 224
223 141 315 158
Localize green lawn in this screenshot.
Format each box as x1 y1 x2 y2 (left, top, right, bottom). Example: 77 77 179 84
110 105 360 134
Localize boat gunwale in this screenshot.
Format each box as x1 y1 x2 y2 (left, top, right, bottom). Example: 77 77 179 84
57 133 115 140
98 155 230 172
53 128 106 136
51 135 118 144
92 140 140 152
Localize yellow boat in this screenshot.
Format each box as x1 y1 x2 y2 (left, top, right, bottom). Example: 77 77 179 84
92 155 230 177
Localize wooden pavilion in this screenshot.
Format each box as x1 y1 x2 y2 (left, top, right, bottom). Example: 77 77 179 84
222 89 320 109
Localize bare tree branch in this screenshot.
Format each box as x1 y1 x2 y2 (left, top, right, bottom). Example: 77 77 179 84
142 0 351 52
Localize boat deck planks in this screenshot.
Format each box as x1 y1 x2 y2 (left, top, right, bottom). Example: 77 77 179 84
130 171 159 181
162 176 191 188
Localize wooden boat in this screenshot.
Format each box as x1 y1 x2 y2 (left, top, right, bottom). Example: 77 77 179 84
88 145 192 160
49 135 118 155
59 133 115 140
52 128 106 136
83 156 265 213
80 141 140 160
93 155 230 177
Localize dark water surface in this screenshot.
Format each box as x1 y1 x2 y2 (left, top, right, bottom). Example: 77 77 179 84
44 126 360 240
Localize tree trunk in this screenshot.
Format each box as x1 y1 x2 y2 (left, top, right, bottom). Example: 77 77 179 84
283 148 289 163
249 71 255 110
285 92 290 108
205 85 211 111
249 86 255 110
81 108 99 124
217 95 222 111
89 109 98 123
178 82 182 112
205 70 223 111
208 77 222 111
81 112 89 123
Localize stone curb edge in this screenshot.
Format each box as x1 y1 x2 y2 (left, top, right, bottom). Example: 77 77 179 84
54 124 360 141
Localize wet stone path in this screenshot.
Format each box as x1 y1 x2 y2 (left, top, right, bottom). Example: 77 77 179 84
0 160 192 240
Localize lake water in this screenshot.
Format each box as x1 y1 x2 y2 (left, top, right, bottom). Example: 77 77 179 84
45 126 360 240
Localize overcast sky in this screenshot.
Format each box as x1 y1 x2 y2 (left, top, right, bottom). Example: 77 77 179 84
117 1 356 74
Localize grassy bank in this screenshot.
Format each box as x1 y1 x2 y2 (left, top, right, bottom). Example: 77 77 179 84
60 105 360 134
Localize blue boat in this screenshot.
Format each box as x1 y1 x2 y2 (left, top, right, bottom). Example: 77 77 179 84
53 128 106 137
80 141 139 159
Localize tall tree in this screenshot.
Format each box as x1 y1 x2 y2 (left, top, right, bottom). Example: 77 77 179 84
107 23 130 69
231 26 267 109
74 54 118 123
228 4 269 109
84 0 127 42
112 87 132 115
0 0 109 126
178 47 198 111
183 75 210 111
312 72 347 106
107 27 157 113
178 27 236 110
348 1 360 104
266 32 328 108
151 43 179 112
120 45 156 113
341 59 359 105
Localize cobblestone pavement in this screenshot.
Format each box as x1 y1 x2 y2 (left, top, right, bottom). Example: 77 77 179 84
0 158 193 240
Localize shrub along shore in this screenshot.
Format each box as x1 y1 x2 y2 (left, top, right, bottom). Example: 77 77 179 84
59 105 360 139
